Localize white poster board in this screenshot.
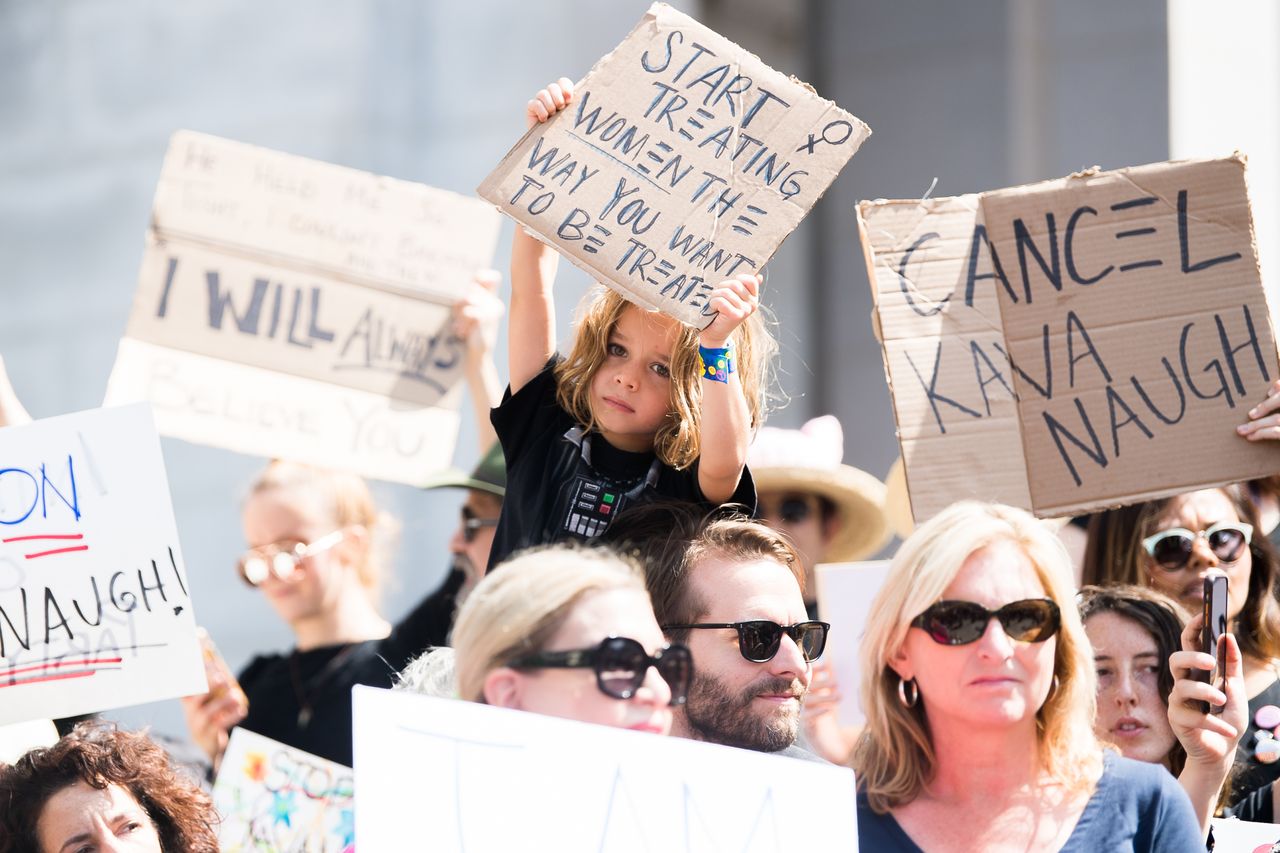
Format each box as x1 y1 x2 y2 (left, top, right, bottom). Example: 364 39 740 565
1209 817 1280 851
815 561 893 727
214 728 354 852
353 687 859 852
0 718 58 764
0 405 205 725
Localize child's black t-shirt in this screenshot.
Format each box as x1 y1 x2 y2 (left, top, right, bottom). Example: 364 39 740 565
488 357 755 569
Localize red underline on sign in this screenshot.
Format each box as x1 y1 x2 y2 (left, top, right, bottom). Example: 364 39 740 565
0 669 111 688
2 533 84 543
0 657 123 680
25 545 89 560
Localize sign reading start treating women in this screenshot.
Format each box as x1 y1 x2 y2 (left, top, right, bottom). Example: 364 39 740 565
480 2 869 329
862 156 1280 522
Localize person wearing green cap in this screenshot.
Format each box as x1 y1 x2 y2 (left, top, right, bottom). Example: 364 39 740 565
421 441 506 601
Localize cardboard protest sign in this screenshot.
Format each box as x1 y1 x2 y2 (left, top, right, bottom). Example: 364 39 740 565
860 156 1280 521
214 728 354 853
815 560 893 728
0 405 205 725
353 687 859 851
106 130 501 485
478 2 868 329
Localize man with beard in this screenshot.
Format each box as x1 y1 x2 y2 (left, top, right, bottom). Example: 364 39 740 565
600 505 826 760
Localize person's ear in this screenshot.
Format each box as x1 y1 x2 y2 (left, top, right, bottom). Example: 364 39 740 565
888 643 914 683
483 667 525 709
334 524 369 566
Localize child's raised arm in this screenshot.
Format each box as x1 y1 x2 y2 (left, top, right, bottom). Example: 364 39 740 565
696 273 760 504
508 78 574 394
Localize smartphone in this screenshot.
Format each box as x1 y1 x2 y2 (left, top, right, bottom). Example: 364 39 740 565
1196 574 1229 715
196 627 249 713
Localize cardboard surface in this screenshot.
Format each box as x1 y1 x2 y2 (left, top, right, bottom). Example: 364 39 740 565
353 686 859 851
0 405 206 725
106 131 500 483
860 156 1280 522
478 2 868 328
815 560 893 728
214 728 354 853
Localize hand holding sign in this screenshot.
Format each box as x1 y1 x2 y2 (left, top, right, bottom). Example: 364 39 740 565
1239 378 1280 441
527 78 574 128
699 272 761 348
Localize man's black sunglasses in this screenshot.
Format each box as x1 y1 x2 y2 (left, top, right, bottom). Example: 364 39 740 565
910 598 1061 646
508 636 691 706
461 505 499 544
662 620 829 663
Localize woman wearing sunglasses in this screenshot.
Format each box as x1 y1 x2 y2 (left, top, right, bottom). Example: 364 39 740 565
450 544 690 733
181 461 463 769
855 501 1201 851
1083 486 1280 804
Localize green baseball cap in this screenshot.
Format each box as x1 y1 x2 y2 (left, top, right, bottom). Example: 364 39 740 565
420 442 506 498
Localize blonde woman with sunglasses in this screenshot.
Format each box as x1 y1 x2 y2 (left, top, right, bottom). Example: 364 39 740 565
1083 485 1280 806
449 544 691 733
181 462 462 770
855 501 1200 852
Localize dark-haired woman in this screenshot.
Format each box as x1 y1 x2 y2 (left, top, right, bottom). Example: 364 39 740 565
1079 585 1248 837
0 721 219 853
1083 486 1280 803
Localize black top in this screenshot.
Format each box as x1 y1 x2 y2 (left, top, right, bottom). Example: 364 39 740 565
856 752 1202 852
235 567 463 767
1230 676 1280 804
488 357 755 569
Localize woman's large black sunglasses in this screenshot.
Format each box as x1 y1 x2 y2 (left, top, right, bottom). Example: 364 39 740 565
508 637 691 706
662 620 829 663
910 599 1061 646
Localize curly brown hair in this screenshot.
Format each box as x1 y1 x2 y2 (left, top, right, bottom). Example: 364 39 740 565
0 722 218 853
554 288 776 470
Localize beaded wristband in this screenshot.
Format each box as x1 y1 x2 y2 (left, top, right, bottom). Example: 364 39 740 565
698 343 735 383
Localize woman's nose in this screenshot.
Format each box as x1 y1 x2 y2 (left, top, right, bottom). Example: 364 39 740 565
636 664 673 706
1189 533 1220 571
1113 669 1138 705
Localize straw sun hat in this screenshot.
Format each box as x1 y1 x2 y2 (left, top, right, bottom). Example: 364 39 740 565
748 416 891 561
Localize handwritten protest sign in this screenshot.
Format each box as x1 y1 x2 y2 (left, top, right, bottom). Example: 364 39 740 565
816 561 893 728
478 2 868 329
860 156 1280 521
353 687 859 852
106 131 501 485
0 405 205 725
214 728 354 853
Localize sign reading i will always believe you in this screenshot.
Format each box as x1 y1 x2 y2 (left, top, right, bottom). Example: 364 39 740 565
106 131 500 486
860 155 1280 523
479 2 869 329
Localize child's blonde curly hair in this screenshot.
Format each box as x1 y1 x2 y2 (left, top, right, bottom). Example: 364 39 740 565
554 287 776 470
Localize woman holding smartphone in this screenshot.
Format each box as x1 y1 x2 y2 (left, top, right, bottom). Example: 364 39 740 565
1083 486 1280 804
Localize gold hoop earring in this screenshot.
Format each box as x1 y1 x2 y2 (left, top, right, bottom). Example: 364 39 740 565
897 676 919 708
